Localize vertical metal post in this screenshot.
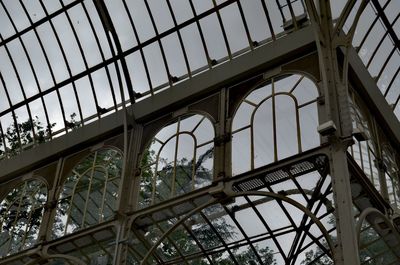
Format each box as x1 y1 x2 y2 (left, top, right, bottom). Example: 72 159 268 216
39 158 64 241
374 125 390 205
114 123 143 265
329 139 360 264
305 0 360 264
214 88 229 180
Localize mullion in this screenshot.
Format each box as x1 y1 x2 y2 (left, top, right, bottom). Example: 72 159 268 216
199 211 240 265
289 172 311 204
287 172 329 261
0 120 7 154
0 0 82 48
20 184 46 247
384 62 400 98
143 0 174 88
69 192 95 229
291 210 334 264
259 0 276 40
274 0 286 23
366 29 390 69
37 0 75 132
6 182 27 253
285 0 298 29
9 2 66 139
89 233 114 259
187 0 213 68
180 220 215 264
371 0 400 56
211 0 233 60
358 5 380 50
91 0 135 104
265 185 299 233
80 2 118 110
150 217 190 265
235 1 254 49
244 195 288 261
376 46 396 81
132 228 164 264
60 1 101 122
222 205 264 264
166 0 192 78
297 226 336 254
291 220 332 265
152 166 174 204
291 188 334 263
0 0 243 119
0 72 22 154
14 0 52 145
0 34 36 149
120 0 154 96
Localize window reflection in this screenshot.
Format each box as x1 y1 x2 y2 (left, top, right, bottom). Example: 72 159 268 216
53 148 122 238
139 114 214 208
348 98 381 192
352 0 400 121
0 179 47 257
359 220 398 264
382 145 400 209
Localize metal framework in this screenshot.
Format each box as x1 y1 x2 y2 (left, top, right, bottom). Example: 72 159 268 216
0 0 399 264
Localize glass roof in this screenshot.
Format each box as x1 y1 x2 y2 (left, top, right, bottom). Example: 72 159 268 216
0 0 399 159
350 0 400 118
128 155 336 265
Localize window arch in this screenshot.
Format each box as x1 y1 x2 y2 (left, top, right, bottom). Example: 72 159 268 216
232 74 320 175
139 114 215 208
357 210 399 264
0 179 47 257
52 148 122 238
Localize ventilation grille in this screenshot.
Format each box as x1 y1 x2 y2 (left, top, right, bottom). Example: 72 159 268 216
233 155 328 192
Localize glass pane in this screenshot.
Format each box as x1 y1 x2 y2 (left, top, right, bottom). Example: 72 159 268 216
53 148 122 238
140 114 215 207
0 179 47 257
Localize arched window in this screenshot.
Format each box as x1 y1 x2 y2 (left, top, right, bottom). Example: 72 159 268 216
232 74 320 175
53 148 122 238
0 179 47 257
139 114 215 208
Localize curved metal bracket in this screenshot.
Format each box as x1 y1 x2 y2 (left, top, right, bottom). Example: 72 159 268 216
140 190 335 264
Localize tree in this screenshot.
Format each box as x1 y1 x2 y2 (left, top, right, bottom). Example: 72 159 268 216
0 115 75 257
0 179 47 257
0 113 81 159
137 143 276 264
0 116 55 158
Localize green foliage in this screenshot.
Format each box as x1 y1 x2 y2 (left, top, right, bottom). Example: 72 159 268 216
0 116 55 157
52 148 122 238
137 138 279 264
0 180 47 256
64 113 81 130
139 140 214 208
300 248 333 265
235 245 277 265
138 143 276 264
0 113 81 158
